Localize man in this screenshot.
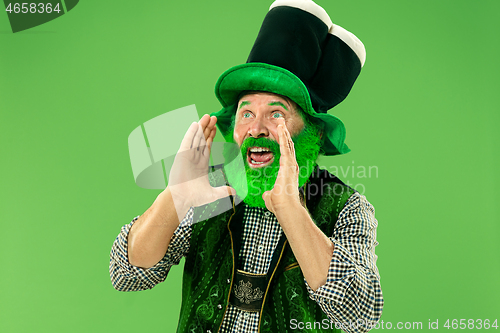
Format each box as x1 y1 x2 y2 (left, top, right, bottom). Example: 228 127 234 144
110 1 383 332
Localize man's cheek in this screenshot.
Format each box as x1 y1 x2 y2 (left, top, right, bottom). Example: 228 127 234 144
232 127 246 146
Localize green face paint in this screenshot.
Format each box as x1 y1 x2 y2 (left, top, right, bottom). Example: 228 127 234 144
222 121 322 208
238 101 251 110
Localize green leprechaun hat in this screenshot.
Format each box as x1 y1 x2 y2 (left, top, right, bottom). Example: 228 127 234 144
212 0 366 156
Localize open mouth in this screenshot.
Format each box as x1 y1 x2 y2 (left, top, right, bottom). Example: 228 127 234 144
247 146 274 168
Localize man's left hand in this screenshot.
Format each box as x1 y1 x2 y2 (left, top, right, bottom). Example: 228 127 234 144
262 119 302 214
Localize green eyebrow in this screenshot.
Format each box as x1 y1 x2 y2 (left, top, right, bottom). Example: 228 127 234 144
268 101 288 111
238 101 251 110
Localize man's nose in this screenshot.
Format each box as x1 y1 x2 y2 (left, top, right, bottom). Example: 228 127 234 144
247 117 270 139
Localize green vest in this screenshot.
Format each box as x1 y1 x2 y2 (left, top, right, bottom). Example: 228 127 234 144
176 168 354 333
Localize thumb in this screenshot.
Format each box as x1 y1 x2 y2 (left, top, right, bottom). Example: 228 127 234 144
262 191 273 211
262 190 271 204
212 186 236 200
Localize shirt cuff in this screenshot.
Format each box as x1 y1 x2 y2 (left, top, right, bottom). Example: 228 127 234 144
129 207 194 272
304 240 356 306
110 209 194 290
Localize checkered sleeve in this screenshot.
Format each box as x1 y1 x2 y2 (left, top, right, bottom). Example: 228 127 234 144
109 208 194 291
304 193 383 333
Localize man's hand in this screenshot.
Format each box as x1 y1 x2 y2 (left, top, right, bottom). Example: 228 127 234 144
262 119 302 214
128 115 235 268
261 119 334 292
168 114 235 221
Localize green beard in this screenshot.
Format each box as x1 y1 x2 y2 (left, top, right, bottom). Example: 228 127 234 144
222 123 322 208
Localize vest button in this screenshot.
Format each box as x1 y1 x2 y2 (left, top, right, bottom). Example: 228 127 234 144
244 312 250 319
264 211 271 217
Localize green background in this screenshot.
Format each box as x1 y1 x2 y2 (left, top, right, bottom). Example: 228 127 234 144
1 0 498 332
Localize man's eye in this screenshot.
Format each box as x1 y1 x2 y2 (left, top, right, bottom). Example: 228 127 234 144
243 113 251 118
272 112 283 118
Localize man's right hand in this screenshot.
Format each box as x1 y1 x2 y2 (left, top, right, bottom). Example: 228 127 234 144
128 114 235 268
168 114 236 222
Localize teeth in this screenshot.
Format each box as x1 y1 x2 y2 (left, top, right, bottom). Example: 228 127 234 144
251 159 264 165
249 147 270 153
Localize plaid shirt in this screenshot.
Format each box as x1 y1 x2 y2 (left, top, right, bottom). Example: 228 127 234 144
110 192 383 333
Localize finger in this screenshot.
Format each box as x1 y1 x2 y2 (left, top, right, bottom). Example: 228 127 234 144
202 124 218 156
284 125 296 160
179 122 199 151
193 123 206 151
277 126 298 181
275 118 285 144
203 135 213 156
200 114 212 140
198 114 210 131
199 114 213 143
205 126 217 152
277 124 292 162
212 186 237 201
281 122 296 157
280 120 292 148
285 130 298 177
208 115 217 132
208 124 217 142
205 116 217 143
201 115 217 140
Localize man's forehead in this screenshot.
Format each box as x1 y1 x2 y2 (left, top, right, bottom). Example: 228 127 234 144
237 92 294 110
